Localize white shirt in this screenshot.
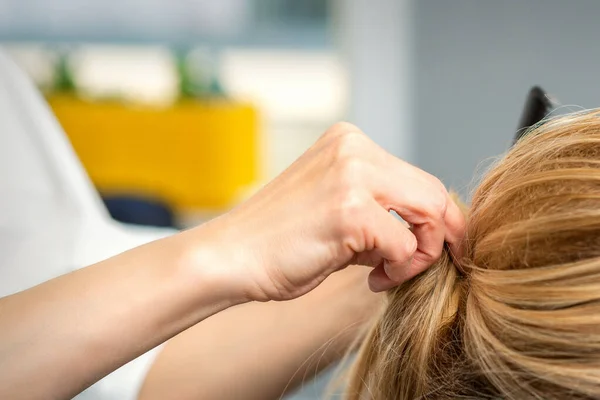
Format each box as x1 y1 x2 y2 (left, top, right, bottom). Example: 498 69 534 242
0 49 171 400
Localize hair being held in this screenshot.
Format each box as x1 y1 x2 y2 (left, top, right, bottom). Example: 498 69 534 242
345 111 600 399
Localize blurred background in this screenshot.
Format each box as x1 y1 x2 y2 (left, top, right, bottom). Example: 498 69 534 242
3 0 357 229
3 0 600 397
5 0 600 227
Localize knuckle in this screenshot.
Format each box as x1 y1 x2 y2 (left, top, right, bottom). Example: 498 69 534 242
427 174 448 194
330 121 361 134
432 176 447 193
418 244 443 266
340 190 367 217
336 133 364 157
424 191 448 221
330 134 370 174
331 126 366 157
422 172 448 195
336 190 368 233
328 140 372 189
337 154 367 185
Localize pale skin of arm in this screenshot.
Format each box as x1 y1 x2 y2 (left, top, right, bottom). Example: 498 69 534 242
0 123 465 400
138 265 380 400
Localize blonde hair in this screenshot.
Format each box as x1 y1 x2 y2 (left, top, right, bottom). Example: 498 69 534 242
346 111 600 399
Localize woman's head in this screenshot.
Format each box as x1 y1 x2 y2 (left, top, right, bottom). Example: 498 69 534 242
347 111 600 399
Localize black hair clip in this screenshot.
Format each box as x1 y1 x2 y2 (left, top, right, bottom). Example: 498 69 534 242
514 86 555 145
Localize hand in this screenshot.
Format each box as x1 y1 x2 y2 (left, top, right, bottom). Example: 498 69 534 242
185 122 465 301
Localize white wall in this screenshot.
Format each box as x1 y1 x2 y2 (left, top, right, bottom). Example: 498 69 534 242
0 0 252 39
336 0 415 161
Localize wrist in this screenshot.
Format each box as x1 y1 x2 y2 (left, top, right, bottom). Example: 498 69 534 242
176 224 253 307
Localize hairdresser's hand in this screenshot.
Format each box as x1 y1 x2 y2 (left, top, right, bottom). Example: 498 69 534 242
184 122 465 301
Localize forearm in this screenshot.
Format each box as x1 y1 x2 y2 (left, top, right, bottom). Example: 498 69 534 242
0 233 243 400
138 266 381 400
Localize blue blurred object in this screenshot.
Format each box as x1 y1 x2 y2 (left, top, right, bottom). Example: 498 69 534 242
103 195 175 228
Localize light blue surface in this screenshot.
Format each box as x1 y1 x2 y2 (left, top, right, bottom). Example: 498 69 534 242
284 367 340 400
0 0 331 49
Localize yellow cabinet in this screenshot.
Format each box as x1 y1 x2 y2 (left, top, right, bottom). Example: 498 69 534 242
49 95 259 211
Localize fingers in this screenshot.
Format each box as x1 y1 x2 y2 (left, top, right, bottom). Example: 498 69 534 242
319 123 466 292
363 194 464 293
410 218 445 275
370 161 466 272
444 195 466 260
372 173 447 271
407 191 466 273
369 266 400 292
358 200 418 291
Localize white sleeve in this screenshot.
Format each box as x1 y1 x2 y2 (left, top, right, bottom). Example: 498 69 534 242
74 345 163 400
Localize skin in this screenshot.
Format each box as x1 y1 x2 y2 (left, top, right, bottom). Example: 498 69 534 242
0 122 465 400
138 265 380 400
